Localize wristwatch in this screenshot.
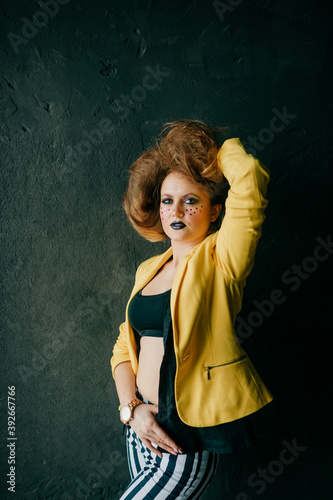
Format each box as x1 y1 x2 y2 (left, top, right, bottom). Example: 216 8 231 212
119 398 143 425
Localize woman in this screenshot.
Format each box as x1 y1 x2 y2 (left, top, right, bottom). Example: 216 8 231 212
111 120 273 499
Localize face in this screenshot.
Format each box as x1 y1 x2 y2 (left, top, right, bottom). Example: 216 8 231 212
160 172 221 246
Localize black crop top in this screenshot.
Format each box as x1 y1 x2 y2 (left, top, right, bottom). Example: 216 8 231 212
128 288 171 338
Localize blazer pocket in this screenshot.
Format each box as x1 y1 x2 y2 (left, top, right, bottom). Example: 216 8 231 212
204 354 247 380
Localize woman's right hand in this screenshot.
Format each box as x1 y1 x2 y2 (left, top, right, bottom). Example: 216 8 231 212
129 403 183 458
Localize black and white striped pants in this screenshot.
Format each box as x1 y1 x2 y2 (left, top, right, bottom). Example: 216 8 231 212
119 426 219 499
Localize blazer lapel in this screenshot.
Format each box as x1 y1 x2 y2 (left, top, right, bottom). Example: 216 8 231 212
129 246 173 299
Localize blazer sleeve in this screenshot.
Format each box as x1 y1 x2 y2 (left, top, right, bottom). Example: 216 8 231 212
110 320 131 379
110 262 146 378
214 138 270 280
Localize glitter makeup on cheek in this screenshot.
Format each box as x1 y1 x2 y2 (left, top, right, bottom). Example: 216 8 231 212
195 205 203 219
160 205 167 221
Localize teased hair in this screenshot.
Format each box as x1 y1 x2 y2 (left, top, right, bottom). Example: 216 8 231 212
123 120 229 242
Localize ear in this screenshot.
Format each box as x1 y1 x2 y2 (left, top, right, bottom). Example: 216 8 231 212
210 204 222 223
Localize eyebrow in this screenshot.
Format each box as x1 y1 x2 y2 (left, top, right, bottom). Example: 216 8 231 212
160 192 201 199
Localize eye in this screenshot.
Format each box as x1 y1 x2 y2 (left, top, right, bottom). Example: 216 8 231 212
184 197 198 205
161 198 172 205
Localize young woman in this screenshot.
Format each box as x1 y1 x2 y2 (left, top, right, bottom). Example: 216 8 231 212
111 120 273 499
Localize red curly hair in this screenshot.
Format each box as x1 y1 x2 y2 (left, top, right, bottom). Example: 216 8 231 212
123 120 229 242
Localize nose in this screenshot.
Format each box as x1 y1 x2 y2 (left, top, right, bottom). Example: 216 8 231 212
172 202 184 218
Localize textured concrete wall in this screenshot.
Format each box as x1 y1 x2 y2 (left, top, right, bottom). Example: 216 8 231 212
1 0 332 499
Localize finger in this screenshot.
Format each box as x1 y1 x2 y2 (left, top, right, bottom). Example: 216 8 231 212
145 434 179 456
141 438 162 459
152 424 182 454
154 441 179 455
148 431 182 455
149 404 159 415
139 427 180 455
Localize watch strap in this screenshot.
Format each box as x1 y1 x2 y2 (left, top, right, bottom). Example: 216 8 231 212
119 398 143 425
119 398 142 411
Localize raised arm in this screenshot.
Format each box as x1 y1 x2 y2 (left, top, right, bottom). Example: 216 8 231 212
214 138 270 280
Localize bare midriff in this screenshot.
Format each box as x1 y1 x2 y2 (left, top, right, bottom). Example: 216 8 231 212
136 337 164 405
135 258 177 406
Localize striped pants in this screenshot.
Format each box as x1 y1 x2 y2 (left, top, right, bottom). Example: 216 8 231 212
119 426 219 499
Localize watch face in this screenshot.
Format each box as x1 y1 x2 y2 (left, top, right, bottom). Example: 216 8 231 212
120 406 131 422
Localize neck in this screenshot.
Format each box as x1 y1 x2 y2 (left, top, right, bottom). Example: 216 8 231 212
169 236 206 267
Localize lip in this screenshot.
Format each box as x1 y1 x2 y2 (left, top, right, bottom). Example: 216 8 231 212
170 221 186 230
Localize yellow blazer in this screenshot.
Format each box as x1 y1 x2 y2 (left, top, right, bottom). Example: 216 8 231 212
111 138 273 427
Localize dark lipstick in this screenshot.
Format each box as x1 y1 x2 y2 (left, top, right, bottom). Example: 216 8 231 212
170 222 186 230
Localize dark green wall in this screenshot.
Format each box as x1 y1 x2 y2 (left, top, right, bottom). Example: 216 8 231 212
1 0 332 499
